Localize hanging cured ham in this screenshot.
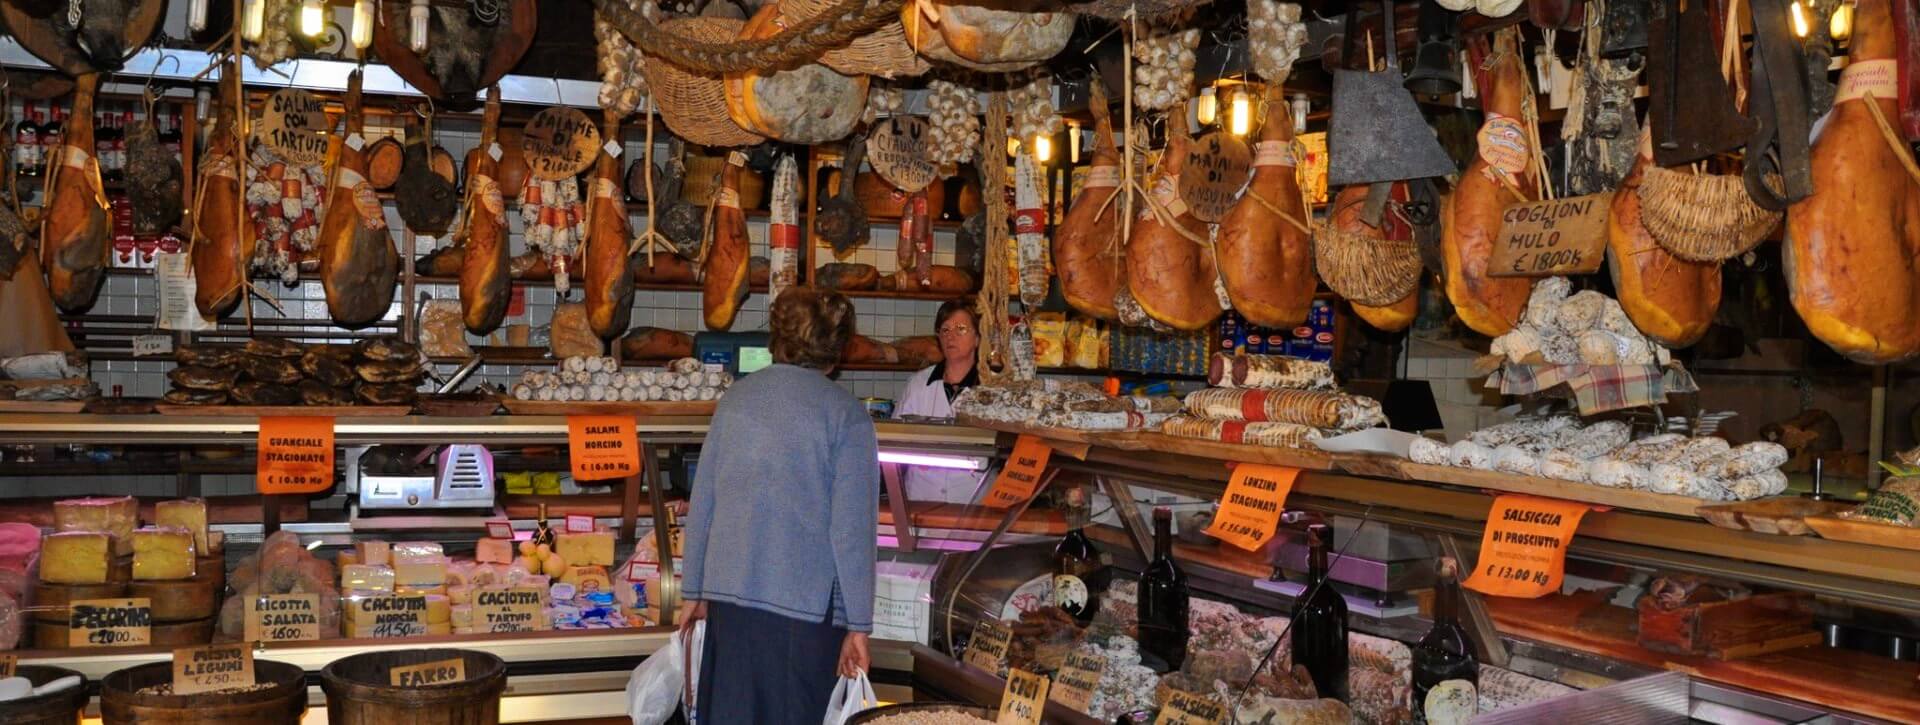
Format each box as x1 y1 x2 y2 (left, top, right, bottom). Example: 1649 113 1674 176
1441 33 1536 337
318 72 399 329
1219 86 1316 328
193 83 250 318
41 73 110 313
1329 185 1418 332
1124 101 1222 331
1053 78 1125 321
584 110 635 340
458 88 511 335
1784 0 1920 363
702 153 751 330
1607 132 1722 347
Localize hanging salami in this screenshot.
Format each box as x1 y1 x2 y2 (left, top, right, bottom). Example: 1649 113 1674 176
768 155 801 301
520 176 587 293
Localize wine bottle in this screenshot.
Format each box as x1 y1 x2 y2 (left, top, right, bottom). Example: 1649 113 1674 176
1053 525 1101 623
1290 523 1349 701
533 502 557 549
1411 558 1479 723
1136 507 1189 672
14 101 40 178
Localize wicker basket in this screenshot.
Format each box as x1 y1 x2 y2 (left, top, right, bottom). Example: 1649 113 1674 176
1635 165 1782 262
780 0 928 78
639 17 765 148
1313 222 1421 306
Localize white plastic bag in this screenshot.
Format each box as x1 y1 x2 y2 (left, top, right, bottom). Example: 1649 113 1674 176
822 670 879 725
627 621 704 725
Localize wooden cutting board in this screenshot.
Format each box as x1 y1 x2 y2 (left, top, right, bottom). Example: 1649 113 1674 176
1804 514 1920 551
1696 497 1852 536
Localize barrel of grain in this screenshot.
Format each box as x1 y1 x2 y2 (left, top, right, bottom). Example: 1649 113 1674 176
0 665 88 725
848 703 996 723
321 648 506 725
99 660 306 724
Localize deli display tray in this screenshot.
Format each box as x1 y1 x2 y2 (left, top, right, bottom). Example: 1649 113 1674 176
1803 514 1920 551
499 399 718 416
153 404 413 417
1697 498 1852 536
1398 461 1707 518
953 414 1151 451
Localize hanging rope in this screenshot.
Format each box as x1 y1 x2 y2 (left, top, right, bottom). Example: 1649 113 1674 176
975 92 1013 385
592 0 904 75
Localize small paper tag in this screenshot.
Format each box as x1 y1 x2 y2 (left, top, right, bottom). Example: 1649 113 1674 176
245 593 321 642
172 643 255 695
132 334 174 357
486 520 514 539
996 668 1050 725
963 619 1013 672
345 133 366 151
603 139 623 158
71 598 152 648
488 142 504 161
565 514 594 533
390 658 467 687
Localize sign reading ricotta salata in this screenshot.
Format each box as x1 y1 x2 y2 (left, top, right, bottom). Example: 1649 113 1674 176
256 417 336 494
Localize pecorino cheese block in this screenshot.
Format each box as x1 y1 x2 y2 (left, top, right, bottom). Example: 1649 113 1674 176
153 498 209 555
55 495 138 556
130 527 195 581
41 531 113 584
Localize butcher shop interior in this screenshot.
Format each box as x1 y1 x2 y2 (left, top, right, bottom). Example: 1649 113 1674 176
0 0 1917 721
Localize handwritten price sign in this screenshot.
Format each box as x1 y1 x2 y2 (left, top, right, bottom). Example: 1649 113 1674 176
172 644 254 695
1204 464 1298 550
963 618 1013 672
1048 651 1105 713
70 598 152 648
996 668 1050 725
1178 132 1253 223
1463 495 1591 598
245 593 321 642
867 116 937 193
1154 690 1225 724
522 107 600 181
1489 193 1610 277
255 88 328 165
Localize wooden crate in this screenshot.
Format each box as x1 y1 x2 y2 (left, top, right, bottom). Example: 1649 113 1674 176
1636 591 1820 659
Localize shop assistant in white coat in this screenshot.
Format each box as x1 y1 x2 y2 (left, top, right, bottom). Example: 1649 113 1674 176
893 300 983 503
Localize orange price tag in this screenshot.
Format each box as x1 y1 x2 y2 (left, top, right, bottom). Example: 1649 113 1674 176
257 417 335 494
982 436 1052 509
567 415 640 482
1463 495 1590 598
1204 464 1298 551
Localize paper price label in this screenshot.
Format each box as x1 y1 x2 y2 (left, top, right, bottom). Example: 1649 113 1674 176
983 436 1051 509
487 142 503 161
70 598 152 648
1178 132 1254 223
245 593 321 642
390 658 467 687
475 588 546 633
565 514 595 533
172 644 254 695
1154 691 1225 724
522 107 601 180
1463 495 1591 598
350 596 431 638
567 415 640 481
603 139 623 158
257 417 335 494
1204 464 1299 551
0 654 17 678
154 252 212 332
996 668 1050 725
1490 192 1610 277
963 619 1013 672
254 88 328 165
131 334 173 357
1049 651 1105 713
486 520 514 539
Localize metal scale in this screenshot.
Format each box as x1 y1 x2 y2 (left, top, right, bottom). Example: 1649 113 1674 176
353 444 498 511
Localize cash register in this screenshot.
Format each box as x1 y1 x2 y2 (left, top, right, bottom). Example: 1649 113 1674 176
693 331 773 376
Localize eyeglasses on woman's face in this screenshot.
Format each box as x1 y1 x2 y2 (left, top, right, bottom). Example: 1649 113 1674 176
938 325 975 338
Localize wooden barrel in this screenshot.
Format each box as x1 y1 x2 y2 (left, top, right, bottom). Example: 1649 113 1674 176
0 665 88 725
321 648 506 725
33 576 131 622
128 564 220 622
366 136 405 190
34 617 214 649
100 660 306 724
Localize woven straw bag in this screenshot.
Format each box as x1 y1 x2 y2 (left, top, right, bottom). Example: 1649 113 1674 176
1635 165 1781 262
780 0 928 78
1313 221 1421 306
639 17 765 148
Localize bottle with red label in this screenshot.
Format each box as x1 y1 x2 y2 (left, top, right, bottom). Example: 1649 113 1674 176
42 104 65 171
14 100 40 178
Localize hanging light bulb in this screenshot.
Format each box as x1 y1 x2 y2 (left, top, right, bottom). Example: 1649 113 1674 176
1068 123 1081 164
1291 93 1310 134
1830 0 1854 41
350 0 374 49
1195 86 1218 126
410 0 432 52
300 0 325 37
1034 135 1052 163
1006 137 1020 157
187 0 209 32
1229 89 1253 136
1790 0 1810 38
241 0 267 42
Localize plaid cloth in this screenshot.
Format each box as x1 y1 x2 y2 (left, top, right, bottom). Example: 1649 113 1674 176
1486 362 1699 415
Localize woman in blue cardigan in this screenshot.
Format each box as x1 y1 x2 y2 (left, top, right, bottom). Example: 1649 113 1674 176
681 286 879 723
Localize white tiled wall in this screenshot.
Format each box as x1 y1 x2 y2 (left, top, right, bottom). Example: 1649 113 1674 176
1401 336 1509 440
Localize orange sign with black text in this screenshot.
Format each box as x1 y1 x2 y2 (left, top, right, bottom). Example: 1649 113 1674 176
257 417 335 494
1463 495 1590 598
1204 464 1298 550
568 415 640 481
983 436 1052 509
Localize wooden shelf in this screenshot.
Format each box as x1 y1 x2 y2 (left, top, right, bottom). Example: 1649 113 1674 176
833 288 976 301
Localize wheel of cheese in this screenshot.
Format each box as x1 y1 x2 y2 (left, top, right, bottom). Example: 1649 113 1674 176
725 5 870 145
33 578 131 622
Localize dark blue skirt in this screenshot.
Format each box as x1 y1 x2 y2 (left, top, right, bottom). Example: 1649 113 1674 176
695 600 845 725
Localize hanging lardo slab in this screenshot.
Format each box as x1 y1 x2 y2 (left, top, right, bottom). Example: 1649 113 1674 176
866 116 938 194
253 89 329 166
1178 132 1254 223
521 108 602 181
